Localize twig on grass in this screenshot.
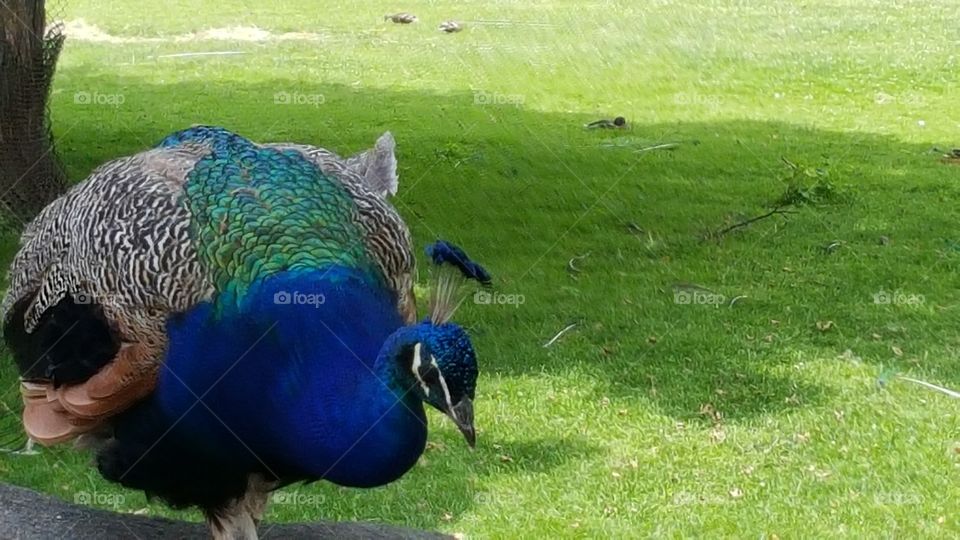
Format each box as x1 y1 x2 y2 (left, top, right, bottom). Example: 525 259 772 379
633 142 681 153
898 376 960 399
543 323 577 348
711 205 797 238
567 252 591 274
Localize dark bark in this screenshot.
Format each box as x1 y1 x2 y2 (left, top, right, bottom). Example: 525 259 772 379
0 0 66 229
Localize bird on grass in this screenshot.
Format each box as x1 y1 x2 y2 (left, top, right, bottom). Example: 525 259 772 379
941 148 960 164
584 116 627 129
438 21 462 33
2 126 488 539
385 12 418 24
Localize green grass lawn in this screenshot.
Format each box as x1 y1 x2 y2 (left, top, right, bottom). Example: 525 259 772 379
2 0 959 537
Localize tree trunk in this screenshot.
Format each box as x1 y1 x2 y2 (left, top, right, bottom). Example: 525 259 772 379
0 0 66 229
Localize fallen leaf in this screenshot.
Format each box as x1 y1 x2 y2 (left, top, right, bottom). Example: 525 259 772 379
839 349 860 361
892 345 903 356
699 403 722 422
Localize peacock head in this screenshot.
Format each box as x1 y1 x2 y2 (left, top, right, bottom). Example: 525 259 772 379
401 321 478 447
395 240 490 447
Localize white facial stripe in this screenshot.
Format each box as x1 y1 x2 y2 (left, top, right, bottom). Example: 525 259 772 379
411 343 430 395
431 355 454 411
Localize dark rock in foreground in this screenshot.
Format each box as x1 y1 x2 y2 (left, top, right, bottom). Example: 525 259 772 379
0 483 450 540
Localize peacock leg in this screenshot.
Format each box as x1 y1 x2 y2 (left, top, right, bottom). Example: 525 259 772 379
56 342 159 420
243 474 278 526
208 499 259 540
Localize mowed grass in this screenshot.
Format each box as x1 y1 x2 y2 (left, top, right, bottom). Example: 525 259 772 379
1 0 959 537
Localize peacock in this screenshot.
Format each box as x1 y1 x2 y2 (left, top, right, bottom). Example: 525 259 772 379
1 126 489 539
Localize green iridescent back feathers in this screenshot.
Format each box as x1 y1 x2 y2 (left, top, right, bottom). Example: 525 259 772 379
160 126 380 305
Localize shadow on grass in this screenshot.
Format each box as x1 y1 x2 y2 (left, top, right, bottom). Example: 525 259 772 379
265 436 599 527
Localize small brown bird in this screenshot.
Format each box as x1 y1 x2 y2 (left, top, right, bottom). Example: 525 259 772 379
584 116 627 129
385 12 418 24
439 21 462 33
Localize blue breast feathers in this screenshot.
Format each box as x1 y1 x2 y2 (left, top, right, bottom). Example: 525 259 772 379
154 266 427 487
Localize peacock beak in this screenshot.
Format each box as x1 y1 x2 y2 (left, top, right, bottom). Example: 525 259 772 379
447 397 475 448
